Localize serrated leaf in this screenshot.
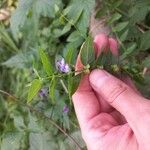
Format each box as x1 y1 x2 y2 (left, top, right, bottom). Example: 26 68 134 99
39 48 53 76
113 22 128 32
68 73 82 97
27 79 42 103
80 36 95 65
10 0 61 40
49 77 56 104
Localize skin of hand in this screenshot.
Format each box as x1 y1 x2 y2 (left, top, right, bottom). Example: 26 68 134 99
72 34 150 150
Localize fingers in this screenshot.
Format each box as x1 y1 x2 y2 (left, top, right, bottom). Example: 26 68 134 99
73 46 101 128
72 33 111 129
72 76 101 129
109 38 119 56
89 69 147 126
94 35 119 113
94 33 109 57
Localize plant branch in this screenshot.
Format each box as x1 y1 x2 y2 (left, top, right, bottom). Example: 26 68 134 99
0 89 82 150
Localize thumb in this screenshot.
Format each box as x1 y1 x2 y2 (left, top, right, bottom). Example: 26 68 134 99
89 69 147 126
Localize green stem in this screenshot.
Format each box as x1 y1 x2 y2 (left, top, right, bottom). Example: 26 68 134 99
43 69 84 80
60 79 69 94
58 11 86 40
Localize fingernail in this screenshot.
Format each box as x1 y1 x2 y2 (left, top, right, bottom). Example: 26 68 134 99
89 69 109 88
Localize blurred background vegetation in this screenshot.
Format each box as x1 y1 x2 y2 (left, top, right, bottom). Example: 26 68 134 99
0 0 150 149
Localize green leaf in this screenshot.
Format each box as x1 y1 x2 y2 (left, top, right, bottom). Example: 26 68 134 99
49 77 57 104
121 43 137 60
28 113 43 132
61 23 71 35
1 132 23 150
12 114 25 130
10 0 62 40
64 4 83 25
129 1 150 24
95 5 108 18
108 13 122 24
27 79 42 103
67 31 81 42
10 0 32 40
68 73 82 97
113 21 129 32
112 0 123 8
54 4 59 13
66 0 95 36
120 29 129 41
65 47 74 64
140 31 150 50
2 51 35 69
29 132 58 150
39 48 53 76
0 26 19 52
143 56 150 67
80 36 95 65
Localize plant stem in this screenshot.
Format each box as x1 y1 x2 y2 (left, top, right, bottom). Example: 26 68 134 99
58 11 86 40
0 89 82 150
43 69 84 80
60 79 69 94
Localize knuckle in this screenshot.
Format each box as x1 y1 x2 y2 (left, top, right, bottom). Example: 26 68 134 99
106 79 127 103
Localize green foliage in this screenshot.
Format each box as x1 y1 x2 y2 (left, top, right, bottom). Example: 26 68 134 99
39 48 53 76
68 73 82 97
0 0 150 149
65 0 95 36
2 51 35 69
49 76 57 104
140 31 150 50
27 79 42 102
143 56 150 67
10 0 62 40
81 36 95 65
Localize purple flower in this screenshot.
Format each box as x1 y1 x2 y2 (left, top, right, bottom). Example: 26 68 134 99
56 58 70 73
63 105 69 113
38 88 48 98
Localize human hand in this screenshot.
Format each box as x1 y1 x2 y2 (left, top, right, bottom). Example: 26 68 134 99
72 34 150 150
